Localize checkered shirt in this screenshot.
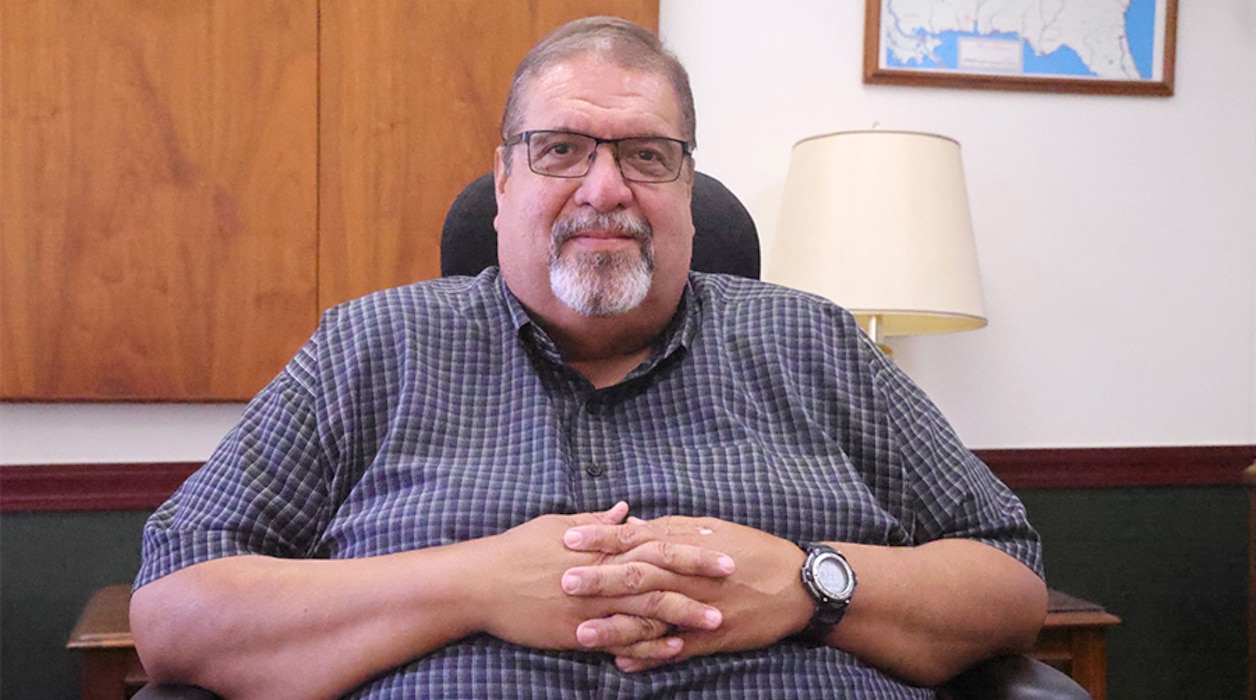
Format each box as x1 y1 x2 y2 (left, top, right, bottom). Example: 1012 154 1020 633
138 268 1043 699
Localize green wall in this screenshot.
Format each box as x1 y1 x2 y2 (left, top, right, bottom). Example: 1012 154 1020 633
1 511 149 700
0 487 1248 699
1020 487 1248 699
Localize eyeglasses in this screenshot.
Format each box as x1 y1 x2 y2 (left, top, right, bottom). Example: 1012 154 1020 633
504 130 692 183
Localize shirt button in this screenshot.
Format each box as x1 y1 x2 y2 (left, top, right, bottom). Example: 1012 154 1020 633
585 463 606 477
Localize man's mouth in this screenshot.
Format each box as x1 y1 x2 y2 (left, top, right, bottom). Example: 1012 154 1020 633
564 230 636 246
551 212 652 254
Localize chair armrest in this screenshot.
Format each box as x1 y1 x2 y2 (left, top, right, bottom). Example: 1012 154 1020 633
937 654 1092 699
131 684 221 700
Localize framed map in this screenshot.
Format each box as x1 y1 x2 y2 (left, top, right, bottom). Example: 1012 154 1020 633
864 0 1177 96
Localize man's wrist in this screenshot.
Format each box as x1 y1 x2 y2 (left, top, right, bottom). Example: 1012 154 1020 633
787 546 817 638
428 536 499 638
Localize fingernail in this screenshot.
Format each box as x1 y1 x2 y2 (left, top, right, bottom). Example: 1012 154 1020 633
564 529 584 547
561 571 582 593
703 608 722 629
716 555 735 573
576 624 598 647
617 657 645 673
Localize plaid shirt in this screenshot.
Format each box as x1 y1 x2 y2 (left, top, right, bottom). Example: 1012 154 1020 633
138 269 1042 699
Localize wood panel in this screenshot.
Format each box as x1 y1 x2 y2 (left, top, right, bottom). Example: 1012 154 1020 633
317 0 659 309
1 1 658 400
0 1 319 400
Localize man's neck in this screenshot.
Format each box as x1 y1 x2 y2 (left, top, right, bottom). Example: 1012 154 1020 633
533 306 665 389
502 271 687 388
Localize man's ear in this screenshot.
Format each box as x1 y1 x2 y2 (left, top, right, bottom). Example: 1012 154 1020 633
493 147 509 197
493 147 509 236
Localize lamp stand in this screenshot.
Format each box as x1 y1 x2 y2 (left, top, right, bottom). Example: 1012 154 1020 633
866 314 893 357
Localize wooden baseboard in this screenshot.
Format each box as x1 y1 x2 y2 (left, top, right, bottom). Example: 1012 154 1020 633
2 445 1253 512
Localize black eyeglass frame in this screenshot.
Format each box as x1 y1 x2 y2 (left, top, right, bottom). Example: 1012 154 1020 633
503 129 694 184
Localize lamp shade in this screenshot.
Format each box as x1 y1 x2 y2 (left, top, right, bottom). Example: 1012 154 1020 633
767 130 986 338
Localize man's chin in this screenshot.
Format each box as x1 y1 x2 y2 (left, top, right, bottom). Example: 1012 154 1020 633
550 257 652 317
554 285 651 318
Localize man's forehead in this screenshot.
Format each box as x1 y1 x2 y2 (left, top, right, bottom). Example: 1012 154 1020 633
518 57 683 136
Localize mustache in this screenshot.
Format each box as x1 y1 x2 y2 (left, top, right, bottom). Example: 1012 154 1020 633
551 210 652 250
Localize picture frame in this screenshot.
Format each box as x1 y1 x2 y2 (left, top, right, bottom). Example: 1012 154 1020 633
863 0 1177 96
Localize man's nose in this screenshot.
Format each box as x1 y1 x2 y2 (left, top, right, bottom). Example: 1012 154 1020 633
574 143 634 211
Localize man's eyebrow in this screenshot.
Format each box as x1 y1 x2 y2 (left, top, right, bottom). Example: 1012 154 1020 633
541 126 680 140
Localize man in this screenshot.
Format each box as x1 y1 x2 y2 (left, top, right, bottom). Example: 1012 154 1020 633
131 17 1046 699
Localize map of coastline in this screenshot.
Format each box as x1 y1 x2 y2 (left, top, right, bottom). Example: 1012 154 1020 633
880 0 1162 81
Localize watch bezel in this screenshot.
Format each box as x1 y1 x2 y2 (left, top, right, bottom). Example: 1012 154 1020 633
799 542 856 629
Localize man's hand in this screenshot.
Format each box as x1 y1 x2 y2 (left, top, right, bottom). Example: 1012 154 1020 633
474 503 734 659
559 515 813 671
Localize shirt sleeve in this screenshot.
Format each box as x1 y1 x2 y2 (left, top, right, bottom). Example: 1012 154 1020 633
869 348 1045 579
134 334 335 589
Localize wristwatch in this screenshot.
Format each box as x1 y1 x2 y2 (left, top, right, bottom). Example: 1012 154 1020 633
798 542 856 640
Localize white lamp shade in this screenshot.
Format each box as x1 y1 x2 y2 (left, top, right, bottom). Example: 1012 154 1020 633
767 130 987 337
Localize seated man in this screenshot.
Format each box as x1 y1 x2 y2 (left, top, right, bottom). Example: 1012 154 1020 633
131 16 1046 700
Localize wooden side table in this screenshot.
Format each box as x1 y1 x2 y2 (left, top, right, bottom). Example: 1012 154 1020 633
1032 589 1122 700
66 584 148 700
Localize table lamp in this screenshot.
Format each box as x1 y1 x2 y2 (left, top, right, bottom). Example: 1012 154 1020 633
766 130 987 350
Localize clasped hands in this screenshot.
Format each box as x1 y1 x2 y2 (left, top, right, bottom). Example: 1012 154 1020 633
479 502 812 672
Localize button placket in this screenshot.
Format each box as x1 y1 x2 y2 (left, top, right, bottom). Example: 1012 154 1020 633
580 396 610 480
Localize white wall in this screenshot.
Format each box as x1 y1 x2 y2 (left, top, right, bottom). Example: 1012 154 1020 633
0 403 244 464
1 0 1253 464
661 0 1256 449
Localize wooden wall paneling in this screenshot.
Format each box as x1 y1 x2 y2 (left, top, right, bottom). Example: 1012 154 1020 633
317 0 659 310
0 1 318 400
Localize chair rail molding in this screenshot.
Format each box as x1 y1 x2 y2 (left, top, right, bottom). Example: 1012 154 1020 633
2 445 1254 512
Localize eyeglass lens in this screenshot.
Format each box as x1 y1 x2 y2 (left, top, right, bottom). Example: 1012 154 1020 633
526 131 685 182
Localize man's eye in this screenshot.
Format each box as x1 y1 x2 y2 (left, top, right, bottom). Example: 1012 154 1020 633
537 140 582 159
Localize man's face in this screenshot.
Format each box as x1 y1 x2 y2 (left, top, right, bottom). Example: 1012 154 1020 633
493 56 695 321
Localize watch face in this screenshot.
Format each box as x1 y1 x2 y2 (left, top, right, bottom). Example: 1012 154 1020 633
815 555 853 598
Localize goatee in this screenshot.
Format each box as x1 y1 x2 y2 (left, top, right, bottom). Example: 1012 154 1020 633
549 211 654 316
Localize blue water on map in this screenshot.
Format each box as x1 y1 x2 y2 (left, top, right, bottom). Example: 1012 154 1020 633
1022 42 1090 76
1126 0 1155 79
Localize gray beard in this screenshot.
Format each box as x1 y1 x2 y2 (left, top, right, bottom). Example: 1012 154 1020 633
549 211 654 317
